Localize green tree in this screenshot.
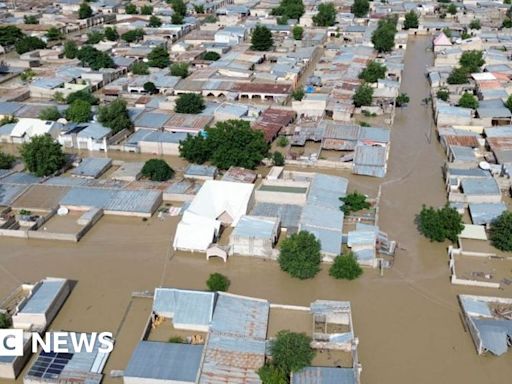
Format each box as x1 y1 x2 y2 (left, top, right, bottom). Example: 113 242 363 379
148 15 162 27
66 90 98 105
489 211 512 252
446 67 468 84
442 28 452 38
447 3 457 15
0 313 10 329
277 16 289 25
371 17 397 52
417 204 464 243
278 231 321 279
53 91 66 104
65 100 92 123
170 62 189 78
340 191 370 214
458 92 478 109
403 11 419 29
194 4 204 13
277 136 289 147
204 14 218 23
121 29 144 43
258 364 287 384
270 330 314 374
469 19 481 30
353 84 373 107
0 26 24 47
148 46 170 68
46 27 63 41
292 25 303 40
171 0 187 16
143 81 157 94
178 133 210 164
20 69 36 82
359 61 386 83
77 45 115 70
459 50 485 73
202 51 221 61
272 151 284 166
313 3 336 27
0 151 16 169
292 88 305 101
125 3 138 14
86 30 104 44
351 0 369 18
97 99 133 133
132 61 149 75
63 40 78 59
141 159 174 181
251 25 273 51
104 26 119 41
436 88 450 101
271 0 305 20
24 15 39 24
15 36 46 54
39 106 61 121
140 4 153 15
20 134 66 176
79 2 93 19
206 273 230 292
505 95 512 112
175 93 204 114
171 13 184 24
329 252 363 280
502 18 512 28
396 92 410 107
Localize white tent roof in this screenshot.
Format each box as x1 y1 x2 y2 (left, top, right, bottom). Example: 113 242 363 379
173 180 255 252
11 118 61 139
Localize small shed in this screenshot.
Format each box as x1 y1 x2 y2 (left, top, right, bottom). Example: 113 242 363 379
184 164 218 180
230 215 280 258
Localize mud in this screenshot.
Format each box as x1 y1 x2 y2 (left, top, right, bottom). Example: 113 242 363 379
0 37 511 384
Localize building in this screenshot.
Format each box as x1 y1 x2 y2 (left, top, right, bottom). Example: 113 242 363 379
229 215 280 258
10 119 62 144
70 158 112 179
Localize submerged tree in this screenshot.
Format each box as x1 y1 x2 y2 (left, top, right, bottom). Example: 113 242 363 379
329 252 363 280
340 191 371 215
141 159 174 181
206 273 230 292
417 204 464 243
20 134 66 176
278 231 321 279
489 211 512 252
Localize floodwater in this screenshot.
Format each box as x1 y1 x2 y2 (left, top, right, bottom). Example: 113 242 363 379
0 36 512 384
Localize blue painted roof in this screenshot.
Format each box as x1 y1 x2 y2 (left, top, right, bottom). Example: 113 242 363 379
0 184 29 205
134 112 171 129
468 203 507 225
292 367 357 384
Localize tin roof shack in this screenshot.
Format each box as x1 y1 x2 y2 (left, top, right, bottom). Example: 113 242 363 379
468 202 507 226
12 278 71 332
163 180 202 202
459 295 512 356
70 158 112 179
485 126 512 165
229 215 280 258
183 164 218 181
435 104 474 127
24 332 112 384
458 178 502 204
352 145 388 178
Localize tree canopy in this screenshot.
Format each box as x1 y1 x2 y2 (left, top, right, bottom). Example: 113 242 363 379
396 93 410 107
63 40 78 59
148 15 162 27
97 99 133 133
79 2 93 19
272 151 285 166
86 30 104 44
278 231 321 279
339 191 370 215
371 16 397 52
66 90 98 105
292 25 304 40
417 204 464 243
121 29 144 43
170 62 189 78
403 11 419 30
143 81 157 94
292 88 305 101
104 27 119 41
77 45 115 70
351 0 369 18
140 4 153 15
313 3 336 27
505 95 512 112
0 151 15 170
436 88 450 101
46 27 63 41
171 0 187 17
15 36 46 54
489 211 512 252
202 51 221 61
0 313 11 329
469 19 481 30
447 67 468 85
459 50 485 73
359 61 386 83
329 252 363 280
271 0 305 20
353 84 373 107
147 46 170 68
458 92 479 109
141 159 174 181
20 134 66 176
39 106 62 121
174 93 205 114
132 61 149 75
251 25 273 51
179 119 269 169
24 15 39 24
65 100 92 123
0 26 24 47
270 331 314 375
206 273 230 292
125 3 138 14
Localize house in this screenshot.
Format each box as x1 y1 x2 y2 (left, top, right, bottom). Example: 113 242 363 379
70 157 112 179
230 215 280 258
58 122 112 151
183 164 218 180
10 118 62 144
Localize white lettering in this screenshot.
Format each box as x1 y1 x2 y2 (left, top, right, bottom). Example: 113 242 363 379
98 332 114 353
53 332 69 353
71 332 96 353
32 333 51 353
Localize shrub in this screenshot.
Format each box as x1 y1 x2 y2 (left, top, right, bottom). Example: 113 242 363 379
329 252 363 280
141 159 174 181
63 40 78 59
292 25 303 40
417 204 464 243
292 88 305 101
339 191 370 214
447 67 468 85
206 273 230 292
489 211 512 251
353 84 373 107
168 336 185 343
0 151 15 169
170 62 189 78
202 51 221 61
39 106 61 121
469 19 481 30
175 93 205 114
458 92 478 109
78 2 93 19
272 151 285 166
278 231 321 279
436 88 450 101
313 3 336 26
277 136 289 147
15 36 46 54
359 61 386 83
143 81 157 94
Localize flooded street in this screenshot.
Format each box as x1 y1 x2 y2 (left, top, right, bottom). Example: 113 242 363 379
0 36 511 384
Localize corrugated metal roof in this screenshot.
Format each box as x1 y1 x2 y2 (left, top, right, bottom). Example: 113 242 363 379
184 164 217 178
19 278 67 314
71 158 112 178
468 202 507 225
251 203 302 229
292 367 357 384
0 172 42 185
0 183 29 206
461 178 500 196
153 288 214 326
233 215 279 239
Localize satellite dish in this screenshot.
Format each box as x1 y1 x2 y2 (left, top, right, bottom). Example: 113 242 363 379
57 207 69 216
479 161 490 170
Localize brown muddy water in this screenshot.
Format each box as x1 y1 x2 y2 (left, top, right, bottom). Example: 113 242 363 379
0 37 512 384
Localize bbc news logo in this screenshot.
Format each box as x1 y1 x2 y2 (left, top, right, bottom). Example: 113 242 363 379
0 330 113 357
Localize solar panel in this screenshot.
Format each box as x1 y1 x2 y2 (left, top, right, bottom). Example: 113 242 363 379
27 351 74 379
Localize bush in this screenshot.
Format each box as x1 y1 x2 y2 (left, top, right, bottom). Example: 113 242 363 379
329 252 363 280
447 67 468 85
141 159 174 181
66 90 98 105
396 93 410 107
140 4 153 15
489 211 512 251
353 84 373 107
121 29 144 43
20 69 35 83
79 2 93 19
171 13 184 24
143 81 157 94
15 36 46 54
20 134 66 176
313 3 336 26
148 46 170 68
278 231 321 279
0 313 10 329
458 92 478 109
206 273 230 292
97 99 133 133
148 15 162 28
125 3 137 14
202 51 221 61
417 204 464 243
436 88 450 101
459 50 484 73
258 364 287 384
46 27 63 41
277 136 289 147
270 330 314 374
251 25 273 51
86 30 104 44
104 26 119 41
277 16 289 25
502 18 512 28
359 61 386 83
132 61 149 75
351 0 369 18
0 151 15 169
403 11 419 29
447 3 457 15
175 93 205 114
39 106 61 121
272 151 284 166
469 19 481 30
339 191 370 215
168 336 185 343
63 40 78 59
24 15 39 24
292 88 304 101
170 62 189 78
